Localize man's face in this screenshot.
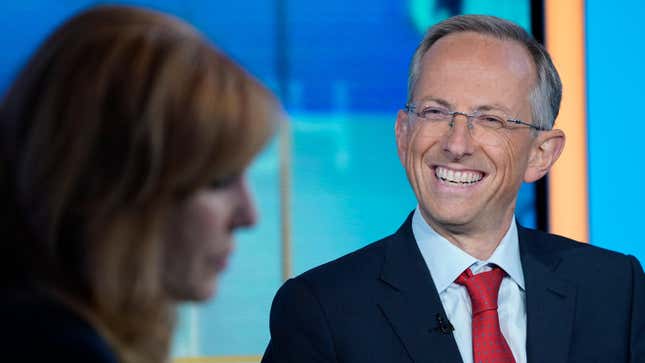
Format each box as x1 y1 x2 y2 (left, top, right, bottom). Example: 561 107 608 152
396 32 557 236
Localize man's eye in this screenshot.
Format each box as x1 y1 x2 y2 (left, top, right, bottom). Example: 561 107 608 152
420 107 447 118
477 114 504 125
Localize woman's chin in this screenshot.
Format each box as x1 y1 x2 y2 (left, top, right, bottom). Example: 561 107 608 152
168 277 219 303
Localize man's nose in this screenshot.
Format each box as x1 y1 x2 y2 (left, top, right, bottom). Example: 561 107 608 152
441 114 476 160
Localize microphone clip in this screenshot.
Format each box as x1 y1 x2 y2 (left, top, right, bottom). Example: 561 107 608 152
434 313 454 335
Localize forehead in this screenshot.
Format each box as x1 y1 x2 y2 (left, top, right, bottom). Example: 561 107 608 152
414 32 536 110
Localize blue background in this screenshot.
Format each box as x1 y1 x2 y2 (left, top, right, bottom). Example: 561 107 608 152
586 0 645 261
1 0 641 358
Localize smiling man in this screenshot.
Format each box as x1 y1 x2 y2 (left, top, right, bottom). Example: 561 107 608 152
262 15 644 363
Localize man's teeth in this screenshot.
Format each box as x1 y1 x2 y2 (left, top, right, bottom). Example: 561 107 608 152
435 167 483 184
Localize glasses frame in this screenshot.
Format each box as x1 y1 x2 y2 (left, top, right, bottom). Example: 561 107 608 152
404 104 548 131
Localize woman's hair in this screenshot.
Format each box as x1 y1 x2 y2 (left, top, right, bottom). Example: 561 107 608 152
0 5 279 362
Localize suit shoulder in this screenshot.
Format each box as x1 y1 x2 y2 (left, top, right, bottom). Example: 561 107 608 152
520 226 637 264
298 234 392 283
279 231 403 299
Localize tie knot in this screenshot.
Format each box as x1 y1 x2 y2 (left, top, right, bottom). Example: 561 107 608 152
455 266 505 315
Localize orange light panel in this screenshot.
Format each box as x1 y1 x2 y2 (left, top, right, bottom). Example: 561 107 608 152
545 0 589 242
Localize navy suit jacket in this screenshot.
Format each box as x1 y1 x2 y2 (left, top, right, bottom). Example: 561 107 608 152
263 214 645 363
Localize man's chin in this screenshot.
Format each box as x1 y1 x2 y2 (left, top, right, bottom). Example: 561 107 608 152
422 209 494 237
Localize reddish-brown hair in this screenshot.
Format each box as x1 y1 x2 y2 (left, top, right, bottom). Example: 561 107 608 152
0 5 279 362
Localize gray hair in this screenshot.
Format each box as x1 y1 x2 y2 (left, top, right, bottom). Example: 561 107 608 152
407 14 562 130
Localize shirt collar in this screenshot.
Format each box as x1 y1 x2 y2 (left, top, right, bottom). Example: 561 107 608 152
412 207 525 294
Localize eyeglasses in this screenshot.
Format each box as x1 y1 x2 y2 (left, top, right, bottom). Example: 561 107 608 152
405 104 546 131
404 103 547 145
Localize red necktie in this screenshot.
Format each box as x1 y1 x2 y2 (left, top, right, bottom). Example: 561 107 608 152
455 266 516 363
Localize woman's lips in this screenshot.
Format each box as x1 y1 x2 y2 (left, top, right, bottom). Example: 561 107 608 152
211 246 233 273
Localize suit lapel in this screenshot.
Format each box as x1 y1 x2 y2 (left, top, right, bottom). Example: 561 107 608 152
377 214 463 363
519 226 576 363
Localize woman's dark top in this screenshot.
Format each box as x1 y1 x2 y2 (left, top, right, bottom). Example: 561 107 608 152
0 288 118 363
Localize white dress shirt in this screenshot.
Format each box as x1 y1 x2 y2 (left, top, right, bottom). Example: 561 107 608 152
411 207 527 363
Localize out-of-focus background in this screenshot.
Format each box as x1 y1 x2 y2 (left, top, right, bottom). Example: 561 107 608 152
1 0 642 362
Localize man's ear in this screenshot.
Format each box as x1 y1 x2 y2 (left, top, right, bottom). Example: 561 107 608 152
395 110 410 165
524 128 566 183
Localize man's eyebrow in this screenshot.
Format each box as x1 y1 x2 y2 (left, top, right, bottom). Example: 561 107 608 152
415 97 452 108
475 104 514 114
415 98 515 114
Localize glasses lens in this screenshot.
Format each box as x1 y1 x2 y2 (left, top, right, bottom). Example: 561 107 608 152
473 114 505 129
414 115 504 146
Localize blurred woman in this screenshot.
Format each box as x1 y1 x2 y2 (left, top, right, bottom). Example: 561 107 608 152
0 5 279 363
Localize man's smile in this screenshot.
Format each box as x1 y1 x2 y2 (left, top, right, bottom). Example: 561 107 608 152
434 165 485 186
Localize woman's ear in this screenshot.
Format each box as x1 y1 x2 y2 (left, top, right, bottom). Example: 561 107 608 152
524 128 566 183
